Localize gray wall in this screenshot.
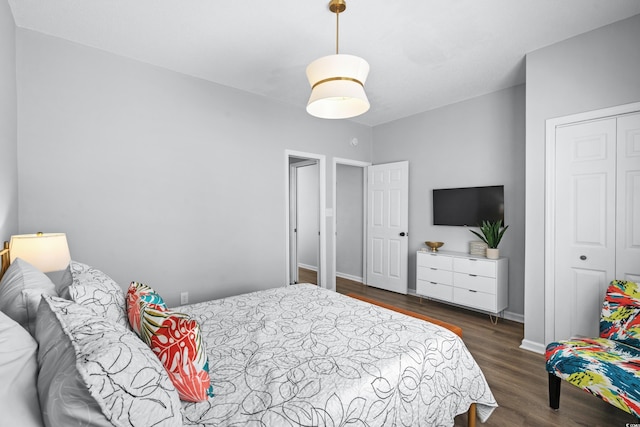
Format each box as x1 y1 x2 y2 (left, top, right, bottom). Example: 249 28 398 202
372 86 526 320
524 14 640 350
0 0 18 240
296 163 319 269
15 28 373 306
336 164 364 280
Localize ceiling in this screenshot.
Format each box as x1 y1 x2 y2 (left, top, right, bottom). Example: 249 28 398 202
8 0 640 126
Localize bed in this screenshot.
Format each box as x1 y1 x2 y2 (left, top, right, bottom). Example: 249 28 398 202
0 252 497 427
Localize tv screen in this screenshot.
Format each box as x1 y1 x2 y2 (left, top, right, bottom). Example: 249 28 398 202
433 185 504 226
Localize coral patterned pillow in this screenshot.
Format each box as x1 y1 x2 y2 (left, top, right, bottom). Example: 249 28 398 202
138 305 214 402
127 282 168 335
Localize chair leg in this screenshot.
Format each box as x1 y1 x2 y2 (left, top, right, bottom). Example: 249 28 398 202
548 373 561 409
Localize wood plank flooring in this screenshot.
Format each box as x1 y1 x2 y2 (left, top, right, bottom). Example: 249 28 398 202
336 277 637 426
298 267 317 285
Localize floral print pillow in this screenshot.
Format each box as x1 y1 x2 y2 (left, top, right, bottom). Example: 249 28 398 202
126 281 213 402
37 295 182 426
138 306 214 402
68 261 129 330
126 281 167 335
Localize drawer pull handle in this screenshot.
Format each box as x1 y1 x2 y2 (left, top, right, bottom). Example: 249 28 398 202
430 282 437 285
469 290 477 293
469 274 477 277
469 259 477 261
430 268 437 270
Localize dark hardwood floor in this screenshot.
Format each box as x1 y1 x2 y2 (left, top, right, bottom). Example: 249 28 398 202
336 277 637 427
298 267 317 285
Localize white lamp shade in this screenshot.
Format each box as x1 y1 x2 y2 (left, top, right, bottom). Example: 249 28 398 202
9 233 71 273
306 54 370 119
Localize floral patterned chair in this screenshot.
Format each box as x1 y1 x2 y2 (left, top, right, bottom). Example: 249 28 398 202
545 280 640 417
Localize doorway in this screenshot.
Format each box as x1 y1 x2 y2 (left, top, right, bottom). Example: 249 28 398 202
333 158 370 288
285 150 326 287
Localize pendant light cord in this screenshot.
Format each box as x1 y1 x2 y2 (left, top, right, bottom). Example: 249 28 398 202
335 8 339 54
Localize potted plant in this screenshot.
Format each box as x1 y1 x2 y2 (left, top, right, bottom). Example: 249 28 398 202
470 219 508 259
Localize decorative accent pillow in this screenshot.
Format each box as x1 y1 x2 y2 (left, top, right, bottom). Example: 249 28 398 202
36 295 182 427
0 311 43 427
138 305 214 402
127 281 168 335
0 258 57 335
68 261 129 329
600 280 640 347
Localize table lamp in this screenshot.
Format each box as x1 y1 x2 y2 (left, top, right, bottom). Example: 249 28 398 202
9 232 71 272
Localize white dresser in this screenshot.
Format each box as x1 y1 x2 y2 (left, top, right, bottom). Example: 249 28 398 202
416 250 508 314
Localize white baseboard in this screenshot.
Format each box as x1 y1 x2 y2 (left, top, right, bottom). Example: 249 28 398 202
503 311 524 324
336 272 364 283
297 263 317 272
520 339 546 354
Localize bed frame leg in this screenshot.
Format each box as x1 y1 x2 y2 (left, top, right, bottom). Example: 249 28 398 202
467 403 477 427
549 373 561 409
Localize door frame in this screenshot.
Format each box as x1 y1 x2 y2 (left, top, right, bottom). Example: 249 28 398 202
544 101 640 344
285 150 326 288
332 158 371 290
289 159 318 284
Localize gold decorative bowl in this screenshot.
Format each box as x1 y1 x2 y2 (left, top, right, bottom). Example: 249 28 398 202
425 241 444 252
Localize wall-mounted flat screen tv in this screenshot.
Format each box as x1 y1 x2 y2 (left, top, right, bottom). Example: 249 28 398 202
433 185 504 226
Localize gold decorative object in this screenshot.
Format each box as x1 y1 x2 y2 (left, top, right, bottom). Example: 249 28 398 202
425 241 444 252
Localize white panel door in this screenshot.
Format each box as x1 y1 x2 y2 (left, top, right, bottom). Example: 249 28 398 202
366 161 408 294
554 118 616 340
617 113 640 283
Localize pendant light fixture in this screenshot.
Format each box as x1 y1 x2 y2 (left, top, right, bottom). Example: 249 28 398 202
306 0 370 119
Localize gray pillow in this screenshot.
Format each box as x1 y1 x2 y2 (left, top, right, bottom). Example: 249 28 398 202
45 264 73 298
0 258 57 335
36 295 182 427
0 311 43 427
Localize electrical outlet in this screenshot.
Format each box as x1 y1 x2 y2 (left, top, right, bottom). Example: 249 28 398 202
180 292 189 305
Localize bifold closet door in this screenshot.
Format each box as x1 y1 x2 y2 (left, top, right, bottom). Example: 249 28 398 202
554 112 640 341
554 118 617 340
616 113 640 284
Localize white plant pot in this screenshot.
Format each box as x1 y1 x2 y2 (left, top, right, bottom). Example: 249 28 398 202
486 248 499 259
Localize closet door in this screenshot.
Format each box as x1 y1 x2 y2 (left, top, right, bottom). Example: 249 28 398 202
554 118 616 340
616 113 640 283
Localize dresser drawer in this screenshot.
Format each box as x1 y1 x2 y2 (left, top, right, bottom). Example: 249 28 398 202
453 288 497 313
453 272 496 294
417 266 453 285
453 257 496 278
417 280 453 302
417 252 453 270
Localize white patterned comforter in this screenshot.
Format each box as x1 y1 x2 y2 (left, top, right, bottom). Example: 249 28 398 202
178 284 497 426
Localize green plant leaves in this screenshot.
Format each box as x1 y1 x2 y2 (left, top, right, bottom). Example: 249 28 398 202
469 220 508 249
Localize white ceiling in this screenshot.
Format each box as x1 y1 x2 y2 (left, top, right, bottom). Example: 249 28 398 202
8 0 640 126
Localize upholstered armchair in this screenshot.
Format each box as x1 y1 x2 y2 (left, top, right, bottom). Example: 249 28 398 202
545 280 640 418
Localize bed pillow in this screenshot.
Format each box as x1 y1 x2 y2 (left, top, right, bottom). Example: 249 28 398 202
36 295 182 427
0 258 57 335
126 281 168 335
137 305 214 402
68 261 129 329
46 263 73 299
0 311 43 427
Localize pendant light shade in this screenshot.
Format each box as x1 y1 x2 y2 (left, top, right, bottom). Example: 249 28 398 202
306 0 370 119
306 54 370 119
